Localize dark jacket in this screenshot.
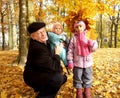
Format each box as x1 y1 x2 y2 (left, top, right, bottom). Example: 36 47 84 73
23 39 64 92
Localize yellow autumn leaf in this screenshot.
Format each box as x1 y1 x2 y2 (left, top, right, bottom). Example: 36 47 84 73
15 93 21 98
1 91 7 98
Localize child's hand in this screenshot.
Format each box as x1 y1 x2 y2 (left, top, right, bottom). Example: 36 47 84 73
55 44 63 55
88 40 94 46
68 63 74 69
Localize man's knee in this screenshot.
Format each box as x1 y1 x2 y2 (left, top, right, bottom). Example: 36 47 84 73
50 73 67 87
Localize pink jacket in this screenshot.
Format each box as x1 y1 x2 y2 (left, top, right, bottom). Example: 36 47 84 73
67 34 98 68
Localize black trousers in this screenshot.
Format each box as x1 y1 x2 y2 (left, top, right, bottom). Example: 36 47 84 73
24 69 67 98
36 94 56 98
37 73 67 97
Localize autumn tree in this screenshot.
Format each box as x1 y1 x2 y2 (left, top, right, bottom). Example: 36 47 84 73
0 0 8 50
27 0 36 23
8 0 18 50
17 0 28 66
96 0 120 48
109 5 120 48
107 1 120 48
0 0 19 50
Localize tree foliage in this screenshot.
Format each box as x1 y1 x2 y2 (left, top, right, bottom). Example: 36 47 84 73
0 0 120 51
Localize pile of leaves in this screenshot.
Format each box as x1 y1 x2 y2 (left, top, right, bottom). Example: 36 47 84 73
0 48 120 98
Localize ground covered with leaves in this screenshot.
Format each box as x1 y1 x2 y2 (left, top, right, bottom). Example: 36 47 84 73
0 48 120 98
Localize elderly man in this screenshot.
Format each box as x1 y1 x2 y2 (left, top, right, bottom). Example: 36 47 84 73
23 22 67 98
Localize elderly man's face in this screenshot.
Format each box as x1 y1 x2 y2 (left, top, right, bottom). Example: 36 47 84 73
30 27 48 43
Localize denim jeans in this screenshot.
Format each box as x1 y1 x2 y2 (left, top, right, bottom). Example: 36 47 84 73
73 66 92 88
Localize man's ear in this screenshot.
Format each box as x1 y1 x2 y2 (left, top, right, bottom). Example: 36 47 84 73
30 33 35 40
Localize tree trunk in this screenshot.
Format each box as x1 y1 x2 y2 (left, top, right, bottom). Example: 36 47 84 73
17 0 28 66
99 14 103 48
0 1 6 50
109 22 113 48
1 16 5 50
114 12 119 48
7 3 13 49
114 24 118 48
11 0 17 49
7 0 17 50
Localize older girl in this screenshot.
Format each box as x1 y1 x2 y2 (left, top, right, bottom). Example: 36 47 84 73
67 21 98 98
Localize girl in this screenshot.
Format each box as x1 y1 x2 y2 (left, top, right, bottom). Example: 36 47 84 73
67 20 98 98
48 22 70 74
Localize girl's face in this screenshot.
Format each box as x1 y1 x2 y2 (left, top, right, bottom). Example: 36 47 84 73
53 25 62 35
75 24 85 33
30 27 48 43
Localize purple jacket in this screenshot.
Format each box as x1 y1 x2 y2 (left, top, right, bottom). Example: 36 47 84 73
67 35 98 68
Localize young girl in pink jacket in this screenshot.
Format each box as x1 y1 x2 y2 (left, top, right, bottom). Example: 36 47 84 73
67 20 98 98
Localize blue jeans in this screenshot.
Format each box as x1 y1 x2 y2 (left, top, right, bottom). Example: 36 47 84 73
73 67 92 88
